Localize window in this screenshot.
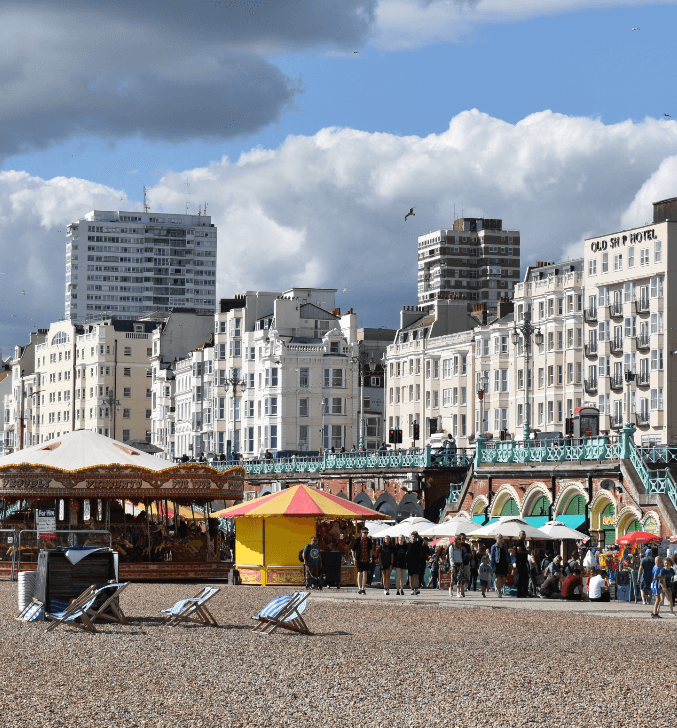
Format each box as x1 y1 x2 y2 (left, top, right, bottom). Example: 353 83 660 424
124 346 132 356
548 401 554 423
602 252 608 273
145 409 151 419
331 397 344 415
548 366 554 386
518 369 524 390
538 402 544 425
324 368 343 387
299 368 309 388
557 365 563 385
123 387 131 397
567 363 574 383
433 360 439 378
640 248 649 266
270 425 278 450
123 408 131 418
299 399 309 417
433 391 439 408
122 429 130 440
461 387 466 404
557 332 563 350
650 388 664 410
299 425 309 446
123 367 131 377
443 359 452 378
613 254 623 271
650 349 664 370
650 275 664 298
265 368 279 387
626 246 634 267
655 240 662 263
330 341 340 354
443 389 451 406
229 340 241 357
588 259 597 276
567 329 574 348
538 368 544 389
547 332 554 351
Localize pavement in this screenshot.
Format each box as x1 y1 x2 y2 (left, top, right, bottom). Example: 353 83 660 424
309 583 674 619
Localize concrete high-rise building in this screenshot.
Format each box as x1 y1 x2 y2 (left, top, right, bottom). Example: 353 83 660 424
65 209 217 324
417 217 521 318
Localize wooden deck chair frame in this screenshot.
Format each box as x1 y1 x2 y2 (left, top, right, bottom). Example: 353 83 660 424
253 591 311 635
86 582 131 626
161 586 220 627
15 599 44 623
44 584 99 633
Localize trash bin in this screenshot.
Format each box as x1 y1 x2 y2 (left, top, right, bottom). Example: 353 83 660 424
321 551 342 589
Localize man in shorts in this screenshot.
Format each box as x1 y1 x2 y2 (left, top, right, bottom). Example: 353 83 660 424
351 527 373 595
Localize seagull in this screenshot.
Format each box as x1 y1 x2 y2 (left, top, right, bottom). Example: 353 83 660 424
342 287 348 293
21 290 25 295
631 27 639 31
664 113 671 117
353 51 358 53
11 314 16 317
404 207 416 221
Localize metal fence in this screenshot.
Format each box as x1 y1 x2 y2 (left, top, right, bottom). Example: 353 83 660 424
477 437 621 465
0 529 18 581
15 530 113 579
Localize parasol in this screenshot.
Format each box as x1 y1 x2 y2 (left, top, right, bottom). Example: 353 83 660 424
539 520 590 541
419 517 482 538
470 516 555 540
373 516 435 539
616 531 662 546
210 484 388 520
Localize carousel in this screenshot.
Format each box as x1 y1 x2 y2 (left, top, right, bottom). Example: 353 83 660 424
0 429 244 580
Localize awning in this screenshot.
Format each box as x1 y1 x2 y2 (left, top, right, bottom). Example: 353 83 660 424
472 516 497 525
523 515 585 530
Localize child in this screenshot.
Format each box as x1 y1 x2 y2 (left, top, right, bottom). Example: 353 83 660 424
478 554 494 598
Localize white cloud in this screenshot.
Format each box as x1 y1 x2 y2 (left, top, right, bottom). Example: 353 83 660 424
373 0 677 49
3 109 677 352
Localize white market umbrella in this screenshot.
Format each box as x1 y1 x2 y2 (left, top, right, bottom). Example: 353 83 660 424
539 520 590 541
375 516 434 539
420 517 482 538
470 516 555 540
364 521 394 537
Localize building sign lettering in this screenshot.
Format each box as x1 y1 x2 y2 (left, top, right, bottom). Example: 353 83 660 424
590 228 657 253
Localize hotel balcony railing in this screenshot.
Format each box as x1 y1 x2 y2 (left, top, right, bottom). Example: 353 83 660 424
608 302 624 319
583 307 597 323
584 378 598 394
636 371 651 386
609 338 624 354
636 334 650 351
609 374 625 391
635 412 651 427
584 342 598 357
635 298 650 315
609 414 624 429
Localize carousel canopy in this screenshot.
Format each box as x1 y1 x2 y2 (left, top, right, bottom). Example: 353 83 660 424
211 484 389 520
0 429 170 471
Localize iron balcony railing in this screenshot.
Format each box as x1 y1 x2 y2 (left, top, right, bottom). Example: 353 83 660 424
583 307 597 323
584 342 598 357
609 414 624 429
635 297 650 314
584 378 598 394
635 412 650 427
608 302 624 319
609 338 624 354
636 370 651 386
476 436 621 466
609 374 625 390
636 334 650 351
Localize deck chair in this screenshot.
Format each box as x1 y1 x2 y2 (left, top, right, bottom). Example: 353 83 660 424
44 585 99 633
86 582 131 626
16 600 44 623
251 591 310 635
161 586 220 626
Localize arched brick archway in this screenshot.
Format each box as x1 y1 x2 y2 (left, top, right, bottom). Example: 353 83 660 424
397 493 424 520
374 492 397 519
354 492 374 510
490 486 521 518
521 483 551 518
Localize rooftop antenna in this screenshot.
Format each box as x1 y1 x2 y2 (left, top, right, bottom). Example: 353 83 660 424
184 179 191 214
143 186 149 213
203 202 208 216
198 204 202 217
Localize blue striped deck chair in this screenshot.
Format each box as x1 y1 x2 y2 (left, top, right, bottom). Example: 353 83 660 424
161 586 220 626
44 585 99 633
86 582 131 626
16 600 44 623
251 591 310 635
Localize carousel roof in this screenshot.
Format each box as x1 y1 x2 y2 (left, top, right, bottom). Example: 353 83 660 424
212 484 389 520
0 429 171 472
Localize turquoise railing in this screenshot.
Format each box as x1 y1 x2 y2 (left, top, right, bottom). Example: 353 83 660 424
210 447 473 475
629 437 677 511
475 436 621 467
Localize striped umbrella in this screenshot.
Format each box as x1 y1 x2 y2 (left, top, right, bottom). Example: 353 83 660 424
211 484 389 520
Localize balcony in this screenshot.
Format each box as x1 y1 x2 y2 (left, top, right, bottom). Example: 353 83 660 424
635 411 651 427
584 342 598 357
636 334 650 351
609 374 624 391
583 307 598 323
610 414 624 429
609 337 624 354
636 371 651 387
635 297 650 315
608 302 624 319
584 378 598 394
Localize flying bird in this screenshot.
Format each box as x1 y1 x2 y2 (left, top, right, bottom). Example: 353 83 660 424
353 51 358 53
404 207 416 221
21 290 25 295
631 27 639 31
342 287 348 293
11 314 16 317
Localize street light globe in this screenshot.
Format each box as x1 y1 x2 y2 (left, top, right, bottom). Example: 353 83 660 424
534 329 544 346
510 329 520 346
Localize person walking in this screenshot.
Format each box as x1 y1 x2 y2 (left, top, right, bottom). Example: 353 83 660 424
302 536 323 584
428 544 441 589
651 555 666 619
468 546 479 591
406 531 423 595
514 530 530 598
393 534 408 596
639 548 656 605
419 537 431 589
351 527 373 595
448 536 467 598
379 535 394 595
490 534 510 598
478 554 494 598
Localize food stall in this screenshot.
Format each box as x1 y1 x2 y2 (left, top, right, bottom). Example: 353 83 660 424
0 429 244 581
212 484 389 586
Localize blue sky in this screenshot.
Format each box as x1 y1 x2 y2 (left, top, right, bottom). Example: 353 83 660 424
3 0 677 352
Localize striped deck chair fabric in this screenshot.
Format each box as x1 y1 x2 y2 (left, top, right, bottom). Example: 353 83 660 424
86 582 131 626
161 586 220 626
16 600 44 623
44 585 99 633
251 591 310 635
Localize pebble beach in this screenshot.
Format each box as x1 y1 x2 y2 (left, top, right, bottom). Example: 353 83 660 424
1 581 675 728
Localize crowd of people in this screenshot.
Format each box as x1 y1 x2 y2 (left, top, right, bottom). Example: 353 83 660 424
301 529 677 609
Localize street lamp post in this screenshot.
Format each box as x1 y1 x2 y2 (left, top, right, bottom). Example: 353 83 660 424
320 397 328 452
353 348 375 451
511 311 543 441
99 393 120 439
222 368 247 458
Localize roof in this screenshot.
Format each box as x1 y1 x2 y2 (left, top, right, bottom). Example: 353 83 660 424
403 314 434 331
212 484 389 520
0 429 172 471
299 303 338 320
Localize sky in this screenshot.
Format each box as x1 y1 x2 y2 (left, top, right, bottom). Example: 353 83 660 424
3 0 677 353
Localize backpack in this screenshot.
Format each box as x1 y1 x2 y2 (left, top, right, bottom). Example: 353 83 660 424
298 548 305 563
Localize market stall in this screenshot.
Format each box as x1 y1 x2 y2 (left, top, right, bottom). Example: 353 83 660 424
0 430 244 581
212 484 389 586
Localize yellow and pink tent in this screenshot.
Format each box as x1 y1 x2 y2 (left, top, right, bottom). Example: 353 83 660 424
214 484 388 586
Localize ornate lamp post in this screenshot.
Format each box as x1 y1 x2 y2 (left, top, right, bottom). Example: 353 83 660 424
511 311 543 441
99 392 120 440
352 348 376 451
222 368 247 457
